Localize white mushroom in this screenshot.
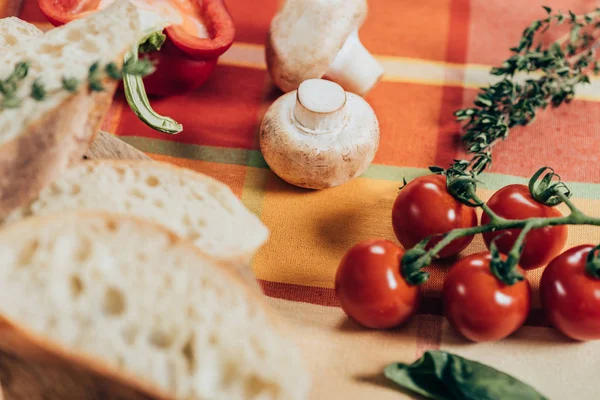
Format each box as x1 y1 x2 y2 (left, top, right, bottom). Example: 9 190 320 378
259 79 380 189
266 0 383 96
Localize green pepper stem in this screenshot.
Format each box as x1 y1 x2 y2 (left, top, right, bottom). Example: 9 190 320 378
123 42 183 134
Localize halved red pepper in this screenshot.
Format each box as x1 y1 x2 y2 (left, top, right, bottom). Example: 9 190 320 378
38 0 236 97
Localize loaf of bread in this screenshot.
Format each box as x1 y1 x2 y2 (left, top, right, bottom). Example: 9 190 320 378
0 1 153 218
5 160 269 272
0 212 310 400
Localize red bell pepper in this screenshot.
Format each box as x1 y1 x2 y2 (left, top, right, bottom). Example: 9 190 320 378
38 0 235 97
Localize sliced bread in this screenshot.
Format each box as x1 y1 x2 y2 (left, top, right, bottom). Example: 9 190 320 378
0 1 152 218
0 17 43 48
4 160 269 269
0 211 310 400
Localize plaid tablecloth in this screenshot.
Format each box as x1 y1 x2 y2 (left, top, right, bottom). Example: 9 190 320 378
19 0 600 399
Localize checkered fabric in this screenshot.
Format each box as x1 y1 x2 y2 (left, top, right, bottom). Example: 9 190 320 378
19 0 600 398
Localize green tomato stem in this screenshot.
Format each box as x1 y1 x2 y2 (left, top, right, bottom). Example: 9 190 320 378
585 245 600 279
405 187 600 285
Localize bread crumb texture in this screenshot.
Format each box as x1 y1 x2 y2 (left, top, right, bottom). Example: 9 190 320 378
0 213 309 400
5 161 268 263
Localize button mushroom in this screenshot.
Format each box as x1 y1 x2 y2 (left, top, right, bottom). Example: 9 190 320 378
259 79 380 189
266 0 383 96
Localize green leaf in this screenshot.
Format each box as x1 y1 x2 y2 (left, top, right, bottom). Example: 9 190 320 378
88 78 105 92
88 61 100 76
30 79 46 101
10 61 29 81
62 77 80 92
542 6 552 14
105 63 123 80
384 351 548 400
429 166 446 174
138 31 166 54
569 10 577 22
122 57 155 77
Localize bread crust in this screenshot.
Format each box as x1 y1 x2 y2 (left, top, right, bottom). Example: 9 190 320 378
0 83 116 219
0 211 291 400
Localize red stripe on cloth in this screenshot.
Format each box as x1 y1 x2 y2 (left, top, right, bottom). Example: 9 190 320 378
258 280 550 328
259 280 340 307
424 0 472 351
19 0 47 23
445 0 471 65
433 0 472 169
416 315 443 356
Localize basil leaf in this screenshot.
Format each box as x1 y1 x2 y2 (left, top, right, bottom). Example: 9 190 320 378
384 351 548 400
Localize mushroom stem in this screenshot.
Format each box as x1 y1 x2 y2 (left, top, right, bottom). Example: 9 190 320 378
293 79 348 133
325 30 383 96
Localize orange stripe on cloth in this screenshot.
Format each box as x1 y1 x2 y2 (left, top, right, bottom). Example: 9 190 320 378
361 0 452 61
146 153 249 198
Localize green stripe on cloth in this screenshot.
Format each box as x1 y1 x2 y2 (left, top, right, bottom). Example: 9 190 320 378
120 136 268 168
120 135 600 199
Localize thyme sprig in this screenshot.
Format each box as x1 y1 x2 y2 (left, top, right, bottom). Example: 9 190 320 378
0 57 155 109
449 6 600 179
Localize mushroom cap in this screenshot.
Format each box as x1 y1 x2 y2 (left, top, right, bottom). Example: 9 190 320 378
259 86 379 190
266 0 368 93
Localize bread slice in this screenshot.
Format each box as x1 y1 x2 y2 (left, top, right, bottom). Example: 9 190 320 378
0 212 310 400
0 1 151 218
4 160 269 269
0 17 43 48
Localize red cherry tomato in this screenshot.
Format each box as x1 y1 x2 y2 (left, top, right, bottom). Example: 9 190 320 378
541 245 600 341
443 252 531 342
481 184 567 270
335 239 420 329
392 175 478 258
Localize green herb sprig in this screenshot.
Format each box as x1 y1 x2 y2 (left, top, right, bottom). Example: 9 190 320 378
449 6 600 179
0 57 155 109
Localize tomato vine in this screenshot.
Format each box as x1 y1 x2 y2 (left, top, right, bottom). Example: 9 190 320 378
401 167 600 285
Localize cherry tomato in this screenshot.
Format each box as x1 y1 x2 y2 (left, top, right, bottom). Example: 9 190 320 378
541 245 600 341
392 175 478 258
335 239 420 329
481 184 567 270
443 252 531 342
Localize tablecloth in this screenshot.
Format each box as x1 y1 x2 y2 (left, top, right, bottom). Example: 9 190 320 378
19 0 600 399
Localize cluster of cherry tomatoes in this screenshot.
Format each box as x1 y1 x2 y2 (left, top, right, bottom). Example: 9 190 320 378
335 174 600 342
